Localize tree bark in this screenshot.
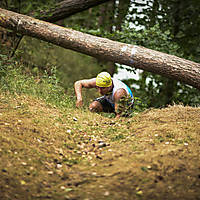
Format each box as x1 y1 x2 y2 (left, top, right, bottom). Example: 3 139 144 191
98 1 116 76
115 0 131 31
0 8 200 89
40 0 111 23
1 0 111 57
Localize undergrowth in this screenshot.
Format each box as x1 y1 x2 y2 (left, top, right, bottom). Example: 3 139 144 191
0 54 75 109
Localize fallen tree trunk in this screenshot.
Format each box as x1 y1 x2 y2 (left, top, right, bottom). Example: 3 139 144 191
0 8 200 89
40 0 111 22
1 0 110 57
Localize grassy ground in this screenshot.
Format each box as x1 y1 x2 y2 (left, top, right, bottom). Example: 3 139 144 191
0 92 200 200
0 59 200 199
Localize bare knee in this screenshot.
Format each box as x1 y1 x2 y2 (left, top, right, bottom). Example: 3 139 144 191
89 101 103 112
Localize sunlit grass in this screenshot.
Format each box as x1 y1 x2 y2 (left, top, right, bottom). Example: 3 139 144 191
0 54 75 109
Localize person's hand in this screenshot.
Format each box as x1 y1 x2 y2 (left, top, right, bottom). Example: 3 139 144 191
76 99 83 108
115 114 121 119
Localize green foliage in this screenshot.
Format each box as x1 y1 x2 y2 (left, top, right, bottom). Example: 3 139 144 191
1 0 57 17
115 95 147 118
113 24 200 108
132 97 147 113
127 0 200 63
0 54 74 109
18 37 102 85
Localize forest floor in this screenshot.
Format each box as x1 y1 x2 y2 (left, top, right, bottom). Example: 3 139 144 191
0 93 200 200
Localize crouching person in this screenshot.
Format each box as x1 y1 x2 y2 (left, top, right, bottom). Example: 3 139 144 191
74 72 134 118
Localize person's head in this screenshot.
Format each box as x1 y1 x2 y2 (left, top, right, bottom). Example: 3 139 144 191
96 72 113 95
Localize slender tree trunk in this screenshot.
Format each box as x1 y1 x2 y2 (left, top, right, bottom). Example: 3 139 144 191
99 1 115 32
41 0 111 23
0 8 200 89
149 0 159 27
98 1 116 76
98 0 131 76
115 0 130 31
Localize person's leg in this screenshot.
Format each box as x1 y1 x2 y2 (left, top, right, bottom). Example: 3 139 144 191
89 101 103 112
89 96 115 113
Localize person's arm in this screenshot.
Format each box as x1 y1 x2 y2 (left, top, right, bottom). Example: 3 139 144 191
74 78 96 108
113 88 128 118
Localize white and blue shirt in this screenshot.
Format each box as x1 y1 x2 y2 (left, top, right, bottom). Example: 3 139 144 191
104 78 134 108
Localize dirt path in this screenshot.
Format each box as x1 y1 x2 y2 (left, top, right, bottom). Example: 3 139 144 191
0 95 200 200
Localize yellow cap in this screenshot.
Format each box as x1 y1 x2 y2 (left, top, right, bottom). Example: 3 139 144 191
96 72 112 87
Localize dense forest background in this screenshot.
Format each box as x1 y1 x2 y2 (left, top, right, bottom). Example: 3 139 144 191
0 0 199 108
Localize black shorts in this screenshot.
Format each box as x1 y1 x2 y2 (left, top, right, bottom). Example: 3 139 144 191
94 96 115 113
94 96 135 116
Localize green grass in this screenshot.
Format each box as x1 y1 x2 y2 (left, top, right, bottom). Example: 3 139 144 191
0 54 75 109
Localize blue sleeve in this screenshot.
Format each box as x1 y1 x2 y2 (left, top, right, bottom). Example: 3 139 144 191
125 84 133 98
